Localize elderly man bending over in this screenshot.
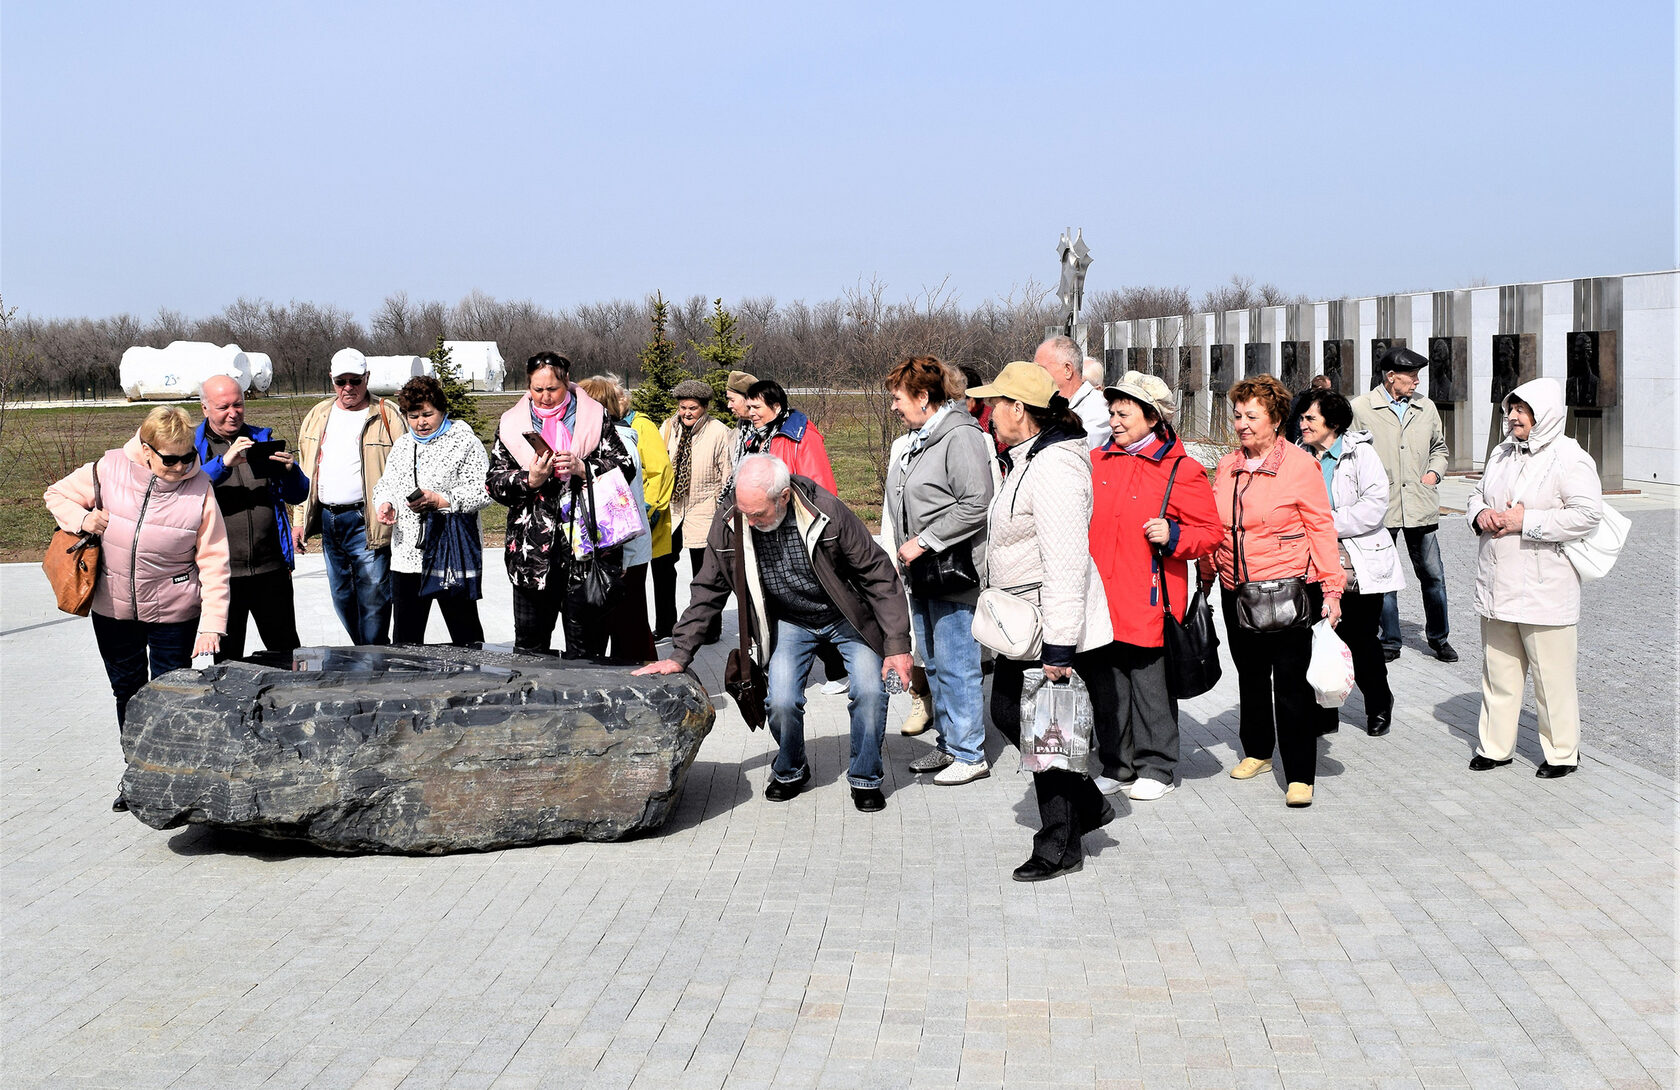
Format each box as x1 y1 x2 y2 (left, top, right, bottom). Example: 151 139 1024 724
637 454 914 812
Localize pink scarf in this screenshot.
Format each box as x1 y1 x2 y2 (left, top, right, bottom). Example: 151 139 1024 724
531 388 573 454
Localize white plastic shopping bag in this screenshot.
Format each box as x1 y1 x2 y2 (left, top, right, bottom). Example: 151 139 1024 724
1017 669 1093 773
1307 620 1356 708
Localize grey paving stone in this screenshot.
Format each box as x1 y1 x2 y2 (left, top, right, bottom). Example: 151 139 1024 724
2 494 1675 1090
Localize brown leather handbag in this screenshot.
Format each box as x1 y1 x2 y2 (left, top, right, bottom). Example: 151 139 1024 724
44 462 102 616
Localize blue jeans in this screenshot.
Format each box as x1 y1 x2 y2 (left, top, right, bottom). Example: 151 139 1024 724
91 612 198 726
320 505 392 645
909 595 986 764
765 617 887 789
1380 525 1450 650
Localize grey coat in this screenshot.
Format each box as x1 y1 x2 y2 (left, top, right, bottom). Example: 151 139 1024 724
883 407 995 603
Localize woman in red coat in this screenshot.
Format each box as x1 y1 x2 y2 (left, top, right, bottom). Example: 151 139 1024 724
1089 372 1223 801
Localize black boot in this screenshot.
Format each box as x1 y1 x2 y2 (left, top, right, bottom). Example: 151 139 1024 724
1366 696 1393 737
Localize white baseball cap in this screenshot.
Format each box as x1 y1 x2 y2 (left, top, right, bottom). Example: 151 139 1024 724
330 348 368 377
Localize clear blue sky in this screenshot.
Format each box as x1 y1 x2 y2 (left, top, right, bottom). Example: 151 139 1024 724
4 0 1674 320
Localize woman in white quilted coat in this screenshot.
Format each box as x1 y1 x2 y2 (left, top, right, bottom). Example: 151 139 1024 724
1464 377 1603 779
969 361 1115 883
374 375 490 647
1297 389 1405 738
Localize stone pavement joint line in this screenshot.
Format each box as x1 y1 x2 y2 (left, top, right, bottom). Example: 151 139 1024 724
1 500 1674 1089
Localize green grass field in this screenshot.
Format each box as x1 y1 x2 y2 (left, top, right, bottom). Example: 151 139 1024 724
0 393 895 563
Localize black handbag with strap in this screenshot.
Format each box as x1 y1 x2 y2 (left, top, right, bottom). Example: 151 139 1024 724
722 506 768 730
1154 458 1222 698
565 462 625 614
906 537 980 598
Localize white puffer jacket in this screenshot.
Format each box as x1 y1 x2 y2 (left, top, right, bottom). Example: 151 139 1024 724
373 421 492 575
1318 430 1405 595
983 433 1112 663
1464 378 1603 626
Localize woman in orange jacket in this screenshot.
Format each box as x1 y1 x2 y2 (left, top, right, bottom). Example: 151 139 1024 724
1089 372 1222 802
1208 375 1344 808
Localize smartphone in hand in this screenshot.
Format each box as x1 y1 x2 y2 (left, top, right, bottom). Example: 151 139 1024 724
523 431 553 456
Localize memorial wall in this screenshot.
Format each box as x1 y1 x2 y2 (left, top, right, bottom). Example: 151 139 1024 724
1103 271 1678 486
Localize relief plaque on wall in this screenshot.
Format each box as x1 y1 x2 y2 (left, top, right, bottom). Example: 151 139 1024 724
1566 330 1617 408
1243 342 1271 378
1370 337 1407 389
1103 348 1124 385
1279 341 1310 390
1178 345 1202 391
1322 339 1356 396
1209 345 1235 395
1491 333 1537 404
1151 347 1170 379
1126 346 1149 375
1426 336 1467 403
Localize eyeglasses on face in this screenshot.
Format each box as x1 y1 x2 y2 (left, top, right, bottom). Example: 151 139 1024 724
334 375 365 387
144 444 198 467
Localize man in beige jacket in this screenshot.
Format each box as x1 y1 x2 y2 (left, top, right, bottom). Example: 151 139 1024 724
292 348 407 645
1350 347 1455 662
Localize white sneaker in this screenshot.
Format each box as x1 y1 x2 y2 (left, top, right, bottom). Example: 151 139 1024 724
1125 778 1175 801
933 759 990 786
820 679 849 695
1093 775 1130 796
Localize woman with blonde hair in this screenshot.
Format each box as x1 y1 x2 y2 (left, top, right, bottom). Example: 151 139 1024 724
45 406 232 810
580 375 659 662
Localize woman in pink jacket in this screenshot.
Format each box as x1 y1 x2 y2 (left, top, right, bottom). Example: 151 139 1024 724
45 406 232 810
1208 375 1344 808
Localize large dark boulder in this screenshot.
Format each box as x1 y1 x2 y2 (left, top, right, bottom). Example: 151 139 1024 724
119 646 715 854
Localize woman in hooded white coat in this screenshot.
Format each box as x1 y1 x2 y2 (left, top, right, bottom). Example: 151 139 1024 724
1464 377 1603 778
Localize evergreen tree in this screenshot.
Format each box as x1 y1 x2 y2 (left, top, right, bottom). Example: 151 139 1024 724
630 292 690 424
428 336 484 434
689 298 753 424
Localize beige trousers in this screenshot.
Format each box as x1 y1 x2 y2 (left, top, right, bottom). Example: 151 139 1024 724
1476 617 1580 766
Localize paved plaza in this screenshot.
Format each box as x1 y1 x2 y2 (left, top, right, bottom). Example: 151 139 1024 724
2 488 1675 1089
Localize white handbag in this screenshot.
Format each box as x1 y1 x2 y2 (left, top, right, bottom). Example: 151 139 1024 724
971 584 1043 660
1563 502 1630 582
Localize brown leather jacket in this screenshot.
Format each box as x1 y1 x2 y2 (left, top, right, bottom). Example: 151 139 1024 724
670 475 911 668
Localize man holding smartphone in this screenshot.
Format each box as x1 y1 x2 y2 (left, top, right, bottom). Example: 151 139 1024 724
193 374 312 660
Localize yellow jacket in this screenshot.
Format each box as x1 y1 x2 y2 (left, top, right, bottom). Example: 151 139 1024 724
628 411 674 559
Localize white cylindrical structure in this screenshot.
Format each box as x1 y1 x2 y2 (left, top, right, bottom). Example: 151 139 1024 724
365 355 425 395
442 341 506 391
244 351 274 394
119 341 252 401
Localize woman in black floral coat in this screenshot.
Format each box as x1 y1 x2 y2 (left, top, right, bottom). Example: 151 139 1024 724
487 352 634 656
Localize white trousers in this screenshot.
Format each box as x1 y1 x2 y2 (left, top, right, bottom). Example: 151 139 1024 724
1476 617 1580 766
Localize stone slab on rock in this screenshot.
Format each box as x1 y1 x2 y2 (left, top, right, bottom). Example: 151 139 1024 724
119 646 715 854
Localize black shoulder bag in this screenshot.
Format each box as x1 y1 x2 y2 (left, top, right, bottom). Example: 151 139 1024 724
566 461 625 613
722 507 768 729
1155 459 1222 698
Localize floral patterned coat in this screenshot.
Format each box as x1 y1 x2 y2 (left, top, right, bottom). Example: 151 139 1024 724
486 394 636 593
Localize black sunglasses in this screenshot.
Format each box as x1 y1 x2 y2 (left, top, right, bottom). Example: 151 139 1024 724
334 375 365 387
145 444 198 467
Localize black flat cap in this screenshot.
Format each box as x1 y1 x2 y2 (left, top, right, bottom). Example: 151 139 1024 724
1379 346 1429 372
